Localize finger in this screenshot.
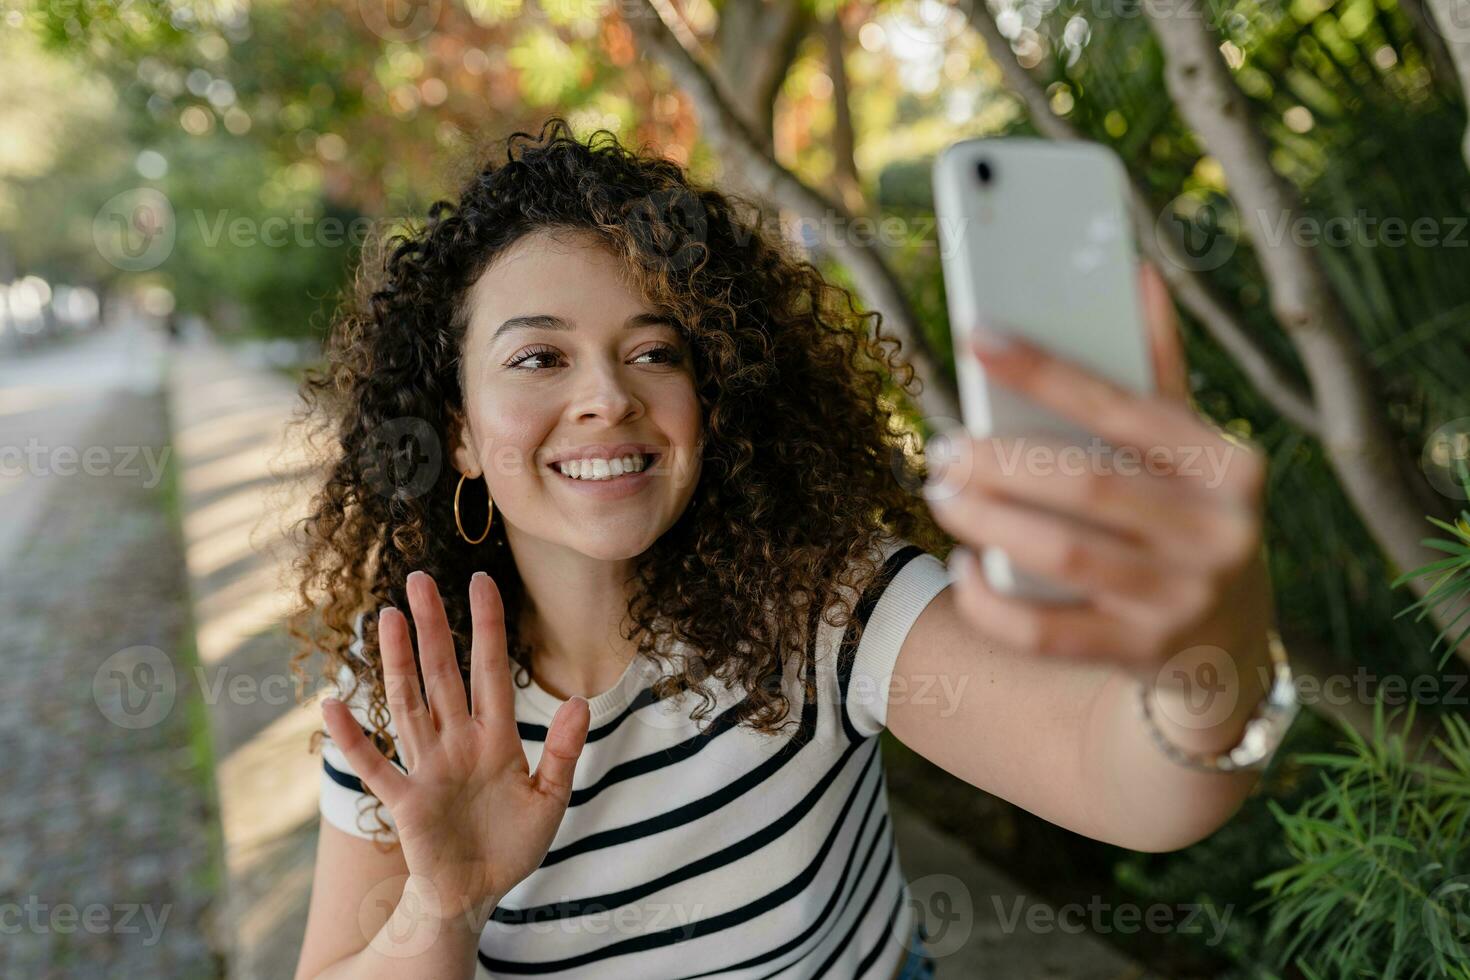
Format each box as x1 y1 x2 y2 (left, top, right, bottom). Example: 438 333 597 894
927 433 1243 566
947 548 1156 664
379 605 436 759
532 696 590 805
469 571 518 741
407 570 470 730
323 696 410 806
1139 261 1190 404
928 487 1173 602
967 321 1233 486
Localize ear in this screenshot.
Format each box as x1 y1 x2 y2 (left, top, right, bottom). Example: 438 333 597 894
447 408 480 478
1139 260 1189 404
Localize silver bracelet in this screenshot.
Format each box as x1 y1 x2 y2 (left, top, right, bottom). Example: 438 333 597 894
1137 629 1299 773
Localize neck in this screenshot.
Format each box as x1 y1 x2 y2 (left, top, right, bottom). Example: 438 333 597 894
504 525 639 700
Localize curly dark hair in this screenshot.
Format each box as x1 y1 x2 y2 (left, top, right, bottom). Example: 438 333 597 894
285 118 950 841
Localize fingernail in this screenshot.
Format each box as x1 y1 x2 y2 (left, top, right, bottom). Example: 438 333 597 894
379 605 394 622
472 571 487 582
948 546 977 581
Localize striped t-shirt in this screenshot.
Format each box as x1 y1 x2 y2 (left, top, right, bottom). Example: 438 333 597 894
319 537 953 979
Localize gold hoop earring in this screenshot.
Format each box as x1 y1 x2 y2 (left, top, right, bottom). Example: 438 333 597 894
454 471 494 545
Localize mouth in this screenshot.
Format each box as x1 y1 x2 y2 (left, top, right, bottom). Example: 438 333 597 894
548 451 662 483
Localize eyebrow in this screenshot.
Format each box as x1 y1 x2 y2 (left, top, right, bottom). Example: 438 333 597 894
491 312 679 341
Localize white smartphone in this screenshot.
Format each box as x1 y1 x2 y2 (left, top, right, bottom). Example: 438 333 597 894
932 137 1156 603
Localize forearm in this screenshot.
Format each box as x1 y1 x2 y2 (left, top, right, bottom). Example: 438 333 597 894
311 879 487 980
1080 622 1276 853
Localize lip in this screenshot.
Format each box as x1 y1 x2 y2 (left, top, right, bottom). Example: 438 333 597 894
548 454 658 501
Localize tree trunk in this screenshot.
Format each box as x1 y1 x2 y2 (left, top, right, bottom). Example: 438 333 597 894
1420 0 1470 171
712 0 810 151
1144 0 1470 663
823 12 866 215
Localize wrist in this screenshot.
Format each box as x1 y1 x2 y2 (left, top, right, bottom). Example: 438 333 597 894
398 874 498 932
1143 628 1275 756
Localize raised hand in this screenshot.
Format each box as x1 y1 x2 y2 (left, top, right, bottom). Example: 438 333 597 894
322 569 590 924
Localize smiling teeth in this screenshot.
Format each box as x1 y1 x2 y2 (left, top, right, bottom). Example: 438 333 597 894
555 454 649 481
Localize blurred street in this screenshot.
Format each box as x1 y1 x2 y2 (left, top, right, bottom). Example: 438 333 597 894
0 311 220 979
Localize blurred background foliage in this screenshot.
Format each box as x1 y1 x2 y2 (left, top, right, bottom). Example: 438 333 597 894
4 0 1470 974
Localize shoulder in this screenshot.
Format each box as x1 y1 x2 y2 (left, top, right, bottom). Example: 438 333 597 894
816 534 953 740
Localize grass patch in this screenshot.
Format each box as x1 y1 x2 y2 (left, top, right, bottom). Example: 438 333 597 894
157 387 228 905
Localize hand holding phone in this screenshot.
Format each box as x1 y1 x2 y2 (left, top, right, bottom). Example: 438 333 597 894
922 138 1273 678
932 137 1155 603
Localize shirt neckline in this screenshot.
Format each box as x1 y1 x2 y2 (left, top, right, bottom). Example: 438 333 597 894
518 652 651 726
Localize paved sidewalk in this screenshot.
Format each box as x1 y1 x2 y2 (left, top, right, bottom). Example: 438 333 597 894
0 325 221 978
165 331 1152 979
165 333 327 980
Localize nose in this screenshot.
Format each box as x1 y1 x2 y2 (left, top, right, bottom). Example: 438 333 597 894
566 360 644 425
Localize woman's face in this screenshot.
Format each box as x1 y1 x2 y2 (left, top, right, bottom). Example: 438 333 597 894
450 228 704 561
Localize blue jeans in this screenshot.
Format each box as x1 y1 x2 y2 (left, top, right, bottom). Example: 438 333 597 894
895 920 938 979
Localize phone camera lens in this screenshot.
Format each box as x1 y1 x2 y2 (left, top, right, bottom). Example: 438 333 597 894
976 160 994 185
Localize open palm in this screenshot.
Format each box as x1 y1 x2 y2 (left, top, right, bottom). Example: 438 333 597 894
322 569 590 924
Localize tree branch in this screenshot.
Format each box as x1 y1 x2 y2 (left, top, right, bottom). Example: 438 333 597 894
961 0 1321 434
631 0 962 421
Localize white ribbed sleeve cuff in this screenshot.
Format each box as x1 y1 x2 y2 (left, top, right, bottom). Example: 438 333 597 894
847 546 953 737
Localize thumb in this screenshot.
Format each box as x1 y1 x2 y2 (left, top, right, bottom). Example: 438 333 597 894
533 695 590 803
1139 260 1190 404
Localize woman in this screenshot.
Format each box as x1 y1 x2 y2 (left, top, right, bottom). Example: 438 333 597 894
289 120 1281 980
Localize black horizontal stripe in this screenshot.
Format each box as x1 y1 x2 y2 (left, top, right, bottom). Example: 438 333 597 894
759 813 894 980
516 683 663 743
853 874 905 980
478 738 880 974
812 840 901 978
324 733 408 794
534 626 818 869
494 718 875 924
322 757 363 794
837 544 925 743
677 783 892 979
565 690 752 810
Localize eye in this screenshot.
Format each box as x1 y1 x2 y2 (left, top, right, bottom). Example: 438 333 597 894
506 343 684 371
635 344 684 366
506 345 560 370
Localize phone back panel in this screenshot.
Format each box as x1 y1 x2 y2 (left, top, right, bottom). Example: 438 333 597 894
933 138 1154 601
933 137 1154 444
